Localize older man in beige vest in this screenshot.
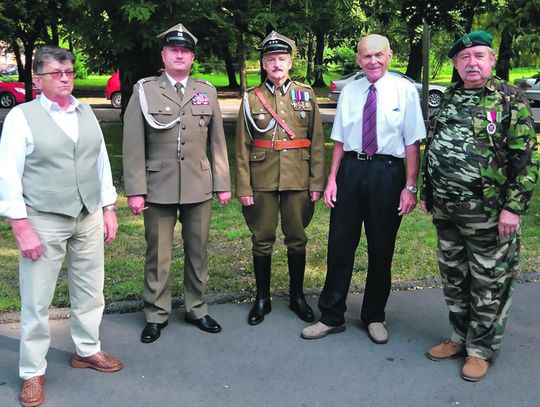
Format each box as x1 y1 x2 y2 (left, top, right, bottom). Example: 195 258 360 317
123 23 231 343
0 46 122 407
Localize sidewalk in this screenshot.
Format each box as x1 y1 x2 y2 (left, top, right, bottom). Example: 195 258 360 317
1 283 539 407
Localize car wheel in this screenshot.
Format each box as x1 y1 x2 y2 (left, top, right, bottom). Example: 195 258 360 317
428 90 443 108
0 92 16 108
111 92 122 109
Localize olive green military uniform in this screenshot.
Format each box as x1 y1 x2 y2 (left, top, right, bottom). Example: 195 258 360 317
123 73 230 322
235 79 325 255
421 76 538 359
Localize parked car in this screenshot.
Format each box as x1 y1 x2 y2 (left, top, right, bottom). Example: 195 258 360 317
329 70 447 108
105 71 122 108
514 75 540 106
0 77 40 108
0 64 18 75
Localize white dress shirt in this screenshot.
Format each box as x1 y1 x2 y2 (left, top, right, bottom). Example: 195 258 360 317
165 72 188 94
331 71 426 157
0 94 117 219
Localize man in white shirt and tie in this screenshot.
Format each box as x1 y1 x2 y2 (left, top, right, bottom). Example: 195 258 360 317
0 46 123 407
301 34 426 343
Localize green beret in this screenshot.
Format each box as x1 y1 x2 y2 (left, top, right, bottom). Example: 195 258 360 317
448 31 493 58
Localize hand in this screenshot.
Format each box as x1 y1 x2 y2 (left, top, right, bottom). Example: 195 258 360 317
10 219 42 261
238 196 254 206
310 191 322 202
498 209 520 239
398 188 417 216
420 200 431 214
103 210 118 244
128 195 146 215
216 191 232 205
324 179 338 208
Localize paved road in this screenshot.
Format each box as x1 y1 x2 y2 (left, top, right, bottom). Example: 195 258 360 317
1 283 539 407
2 102 539 126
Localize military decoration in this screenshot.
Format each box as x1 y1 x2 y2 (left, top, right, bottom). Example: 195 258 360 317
199 117 205 126
486 110 497 135
192 92 210 105
290 90 311 114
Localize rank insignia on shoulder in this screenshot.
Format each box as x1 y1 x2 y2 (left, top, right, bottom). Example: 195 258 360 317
192 92 210 105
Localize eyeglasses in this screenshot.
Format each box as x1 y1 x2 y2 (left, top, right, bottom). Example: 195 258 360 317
37 70 76 80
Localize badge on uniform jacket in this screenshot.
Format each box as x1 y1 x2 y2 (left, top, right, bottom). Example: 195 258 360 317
192 92 210 105
486 110 497 135
290 90 311 110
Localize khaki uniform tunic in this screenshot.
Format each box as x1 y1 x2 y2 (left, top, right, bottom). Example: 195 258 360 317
235 79 325 255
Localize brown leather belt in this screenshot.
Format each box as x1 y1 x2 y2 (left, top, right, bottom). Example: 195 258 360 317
252 139 311 151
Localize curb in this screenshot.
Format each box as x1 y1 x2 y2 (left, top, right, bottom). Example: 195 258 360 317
2 273 539 324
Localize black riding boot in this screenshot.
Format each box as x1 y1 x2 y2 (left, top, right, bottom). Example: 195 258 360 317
248 255 272 325
288 252 315 322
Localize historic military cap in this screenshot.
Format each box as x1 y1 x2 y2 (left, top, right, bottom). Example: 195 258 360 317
157 23 198 51
448 30 493 58
258 31 296 55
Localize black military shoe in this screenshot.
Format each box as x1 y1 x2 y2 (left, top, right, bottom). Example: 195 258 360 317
290 295 315 322
141 321 168 343
248 297 271 325
184 315 222 333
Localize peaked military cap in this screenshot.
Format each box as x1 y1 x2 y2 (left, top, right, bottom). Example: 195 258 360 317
158 23 198 51
258 31 296 55
448 30 493 58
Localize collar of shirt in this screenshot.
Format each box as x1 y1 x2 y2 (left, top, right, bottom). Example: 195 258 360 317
357 70 391 94
38 93 80 143
264 78 291 95
165 72 188 90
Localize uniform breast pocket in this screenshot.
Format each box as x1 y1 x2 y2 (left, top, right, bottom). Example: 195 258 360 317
148 107 176 125
250 109 273 129
191 106 212 129
292 104 312 129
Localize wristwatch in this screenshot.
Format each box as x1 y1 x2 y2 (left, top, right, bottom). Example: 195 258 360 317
103 204 117 212
405 185 418 194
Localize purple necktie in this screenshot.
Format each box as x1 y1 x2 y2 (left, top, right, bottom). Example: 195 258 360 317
362 84 378 157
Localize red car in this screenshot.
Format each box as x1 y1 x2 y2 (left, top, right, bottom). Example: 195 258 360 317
0 76 40 108
105 71 122 108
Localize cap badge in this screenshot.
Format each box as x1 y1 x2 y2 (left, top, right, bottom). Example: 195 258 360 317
463 37 472 47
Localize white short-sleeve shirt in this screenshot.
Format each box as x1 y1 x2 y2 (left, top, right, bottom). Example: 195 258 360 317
331 71 426 157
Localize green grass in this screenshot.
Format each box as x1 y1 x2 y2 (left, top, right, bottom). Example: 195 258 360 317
0 123 539 312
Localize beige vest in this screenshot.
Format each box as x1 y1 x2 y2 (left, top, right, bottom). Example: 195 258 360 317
19 99 102 217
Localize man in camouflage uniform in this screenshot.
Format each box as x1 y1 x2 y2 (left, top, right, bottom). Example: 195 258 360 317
420 31 538 381
235 31 325 326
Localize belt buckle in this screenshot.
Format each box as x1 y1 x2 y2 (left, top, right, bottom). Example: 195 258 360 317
356 152 372 161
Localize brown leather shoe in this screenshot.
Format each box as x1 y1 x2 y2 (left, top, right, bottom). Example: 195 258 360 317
20 375 45 407
70 351 123 372
426 339 465 361
462 356 489 381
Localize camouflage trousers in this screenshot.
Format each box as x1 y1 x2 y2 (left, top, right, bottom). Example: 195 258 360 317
432 197 519 360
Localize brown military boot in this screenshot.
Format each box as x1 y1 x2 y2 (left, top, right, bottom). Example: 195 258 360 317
426 339 465 361
462 356 489 381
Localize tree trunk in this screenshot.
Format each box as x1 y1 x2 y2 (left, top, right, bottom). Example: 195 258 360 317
23 40 36 102
405 37 422 81
237 34 247 94
312 27 326 87
223 45 239 89
495 26 513 80
306 32 314 82
12 41 25 83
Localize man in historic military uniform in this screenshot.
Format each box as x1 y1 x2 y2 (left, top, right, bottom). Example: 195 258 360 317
123 23 231 343
421 31 538 381
235 31 325 325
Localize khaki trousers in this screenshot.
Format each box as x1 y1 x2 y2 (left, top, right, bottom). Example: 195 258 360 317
143 200 211 322
19 207 105 379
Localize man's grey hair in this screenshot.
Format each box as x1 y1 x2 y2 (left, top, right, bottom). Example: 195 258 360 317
33 46 75 74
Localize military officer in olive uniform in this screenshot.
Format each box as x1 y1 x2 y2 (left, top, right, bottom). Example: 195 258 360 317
123 23 231 343
235 31 325 325
421 31 538 381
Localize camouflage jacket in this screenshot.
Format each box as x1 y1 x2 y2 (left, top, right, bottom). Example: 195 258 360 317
421 76 539 216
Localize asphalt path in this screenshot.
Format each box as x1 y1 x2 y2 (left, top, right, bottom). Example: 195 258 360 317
1 283 539 407
1 102 540 126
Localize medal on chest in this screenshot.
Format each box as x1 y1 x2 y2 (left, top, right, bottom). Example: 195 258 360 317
290 89 311 115
192 92 210 105
486 110 497 135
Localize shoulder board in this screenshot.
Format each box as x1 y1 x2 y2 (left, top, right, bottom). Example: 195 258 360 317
292 80 313 90
245 86 257 93
193 78 215 88
138 76 159 84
